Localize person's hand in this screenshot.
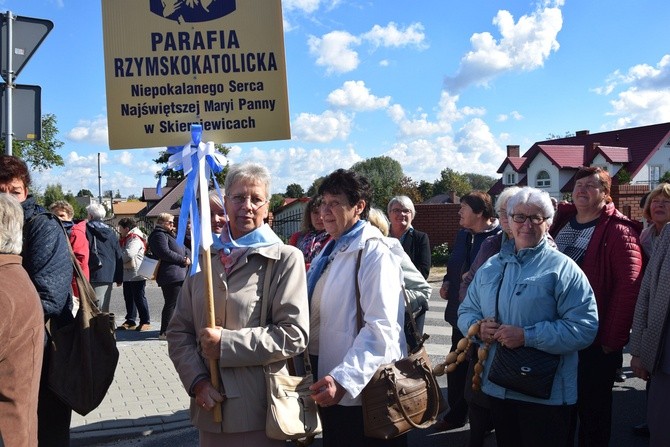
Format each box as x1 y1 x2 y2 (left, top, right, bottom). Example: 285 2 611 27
184 256 192 266
493 324 525 349
630 356 649 381
192 378 225 411
309 375 346 407
479 318 500 344
439 282 449 300
199 327 223 360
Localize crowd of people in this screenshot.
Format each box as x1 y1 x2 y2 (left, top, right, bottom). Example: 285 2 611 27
1 152 668 447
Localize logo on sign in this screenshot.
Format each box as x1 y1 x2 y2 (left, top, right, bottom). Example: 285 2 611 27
149 0 236 23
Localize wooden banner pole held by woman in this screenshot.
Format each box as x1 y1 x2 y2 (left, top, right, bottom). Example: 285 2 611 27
202 246 222 422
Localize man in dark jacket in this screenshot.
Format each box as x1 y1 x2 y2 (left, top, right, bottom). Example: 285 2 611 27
0 155 74 447
85 203 124 313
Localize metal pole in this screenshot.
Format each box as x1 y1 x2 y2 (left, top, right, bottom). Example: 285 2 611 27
4 11 13 156
98 152 102 204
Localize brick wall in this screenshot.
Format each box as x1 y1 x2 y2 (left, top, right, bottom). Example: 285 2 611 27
413 204 462 250
611 184 649 223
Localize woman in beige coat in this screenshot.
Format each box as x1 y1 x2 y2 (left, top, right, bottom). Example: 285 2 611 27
167 162 309 446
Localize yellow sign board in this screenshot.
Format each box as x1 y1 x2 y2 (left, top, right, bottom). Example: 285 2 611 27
101 0 290 149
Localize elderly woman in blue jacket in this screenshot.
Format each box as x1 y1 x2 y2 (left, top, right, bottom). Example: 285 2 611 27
458 187 598 447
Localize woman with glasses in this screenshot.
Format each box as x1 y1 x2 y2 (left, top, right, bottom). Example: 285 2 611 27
639 182 670 256
148 212 191 338
549 166 643 446
387 195 431 279
167 163 309 446
459 187 598 447
307 169 407 446
289 195 330 270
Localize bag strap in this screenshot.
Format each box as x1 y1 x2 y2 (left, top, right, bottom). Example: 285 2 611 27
259 258 314 374
494 263 508 323
354 245 427 349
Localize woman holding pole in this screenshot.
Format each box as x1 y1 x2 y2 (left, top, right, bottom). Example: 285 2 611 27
167 162 309 446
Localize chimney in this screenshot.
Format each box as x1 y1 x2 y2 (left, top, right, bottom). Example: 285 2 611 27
585 142 600 163
166 177 181 187
576 130 590 136
507 145 520 158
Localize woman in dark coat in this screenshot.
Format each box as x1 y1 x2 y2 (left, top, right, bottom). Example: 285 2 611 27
148 212 191 339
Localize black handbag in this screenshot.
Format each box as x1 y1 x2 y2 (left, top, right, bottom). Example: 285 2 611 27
47 220 119 415
486 265 560 400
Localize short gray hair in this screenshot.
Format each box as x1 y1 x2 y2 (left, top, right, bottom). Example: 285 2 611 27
495 186 521 215
0 194 24 254
505 187 555 226
224 162 271 199
387 195 416 216
86 203 106 221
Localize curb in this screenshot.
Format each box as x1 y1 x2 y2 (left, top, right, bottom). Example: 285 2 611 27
71 417 191 446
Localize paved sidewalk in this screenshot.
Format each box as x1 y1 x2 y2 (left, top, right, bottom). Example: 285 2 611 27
70 330 192 445
68 277 451 445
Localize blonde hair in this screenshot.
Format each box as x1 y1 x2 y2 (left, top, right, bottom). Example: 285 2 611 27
157 212 173 224
368 207 390 236
643 183 670 221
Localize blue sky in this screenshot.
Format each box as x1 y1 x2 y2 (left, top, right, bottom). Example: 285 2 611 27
2 0 670 198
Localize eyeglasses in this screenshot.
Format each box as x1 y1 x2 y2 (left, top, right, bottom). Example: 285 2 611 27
228 195 269 210
510 214 547 225
320 200 345 212
390 208 411 215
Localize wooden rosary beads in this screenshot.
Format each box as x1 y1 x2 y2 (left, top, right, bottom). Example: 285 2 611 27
432 320 491 391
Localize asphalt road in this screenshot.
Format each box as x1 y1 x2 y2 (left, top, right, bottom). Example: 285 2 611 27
99 277 650 447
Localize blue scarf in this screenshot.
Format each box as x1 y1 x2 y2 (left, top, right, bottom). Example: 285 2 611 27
221 223 282 254
306 219 366 301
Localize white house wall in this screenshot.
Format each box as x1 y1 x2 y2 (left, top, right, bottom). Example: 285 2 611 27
526 154 561 198
631 143 670 186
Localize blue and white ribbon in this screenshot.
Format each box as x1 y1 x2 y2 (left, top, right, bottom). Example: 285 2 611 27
155 125 227 275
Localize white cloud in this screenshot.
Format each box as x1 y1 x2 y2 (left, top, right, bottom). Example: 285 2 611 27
497 110 524 121
227 144 362 193
362 22 427 50
444 2 564 92
308 31 361 74
67 116 109 145
292 110 353 142
119 151 133 166
597 55 670 127
327 81 391 111
308 22 427 74
283 0 321 14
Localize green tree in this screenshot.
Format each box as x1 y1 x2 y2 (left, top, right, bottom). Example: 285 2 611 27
285 183 304 198
464 173 497 192
43 183 66 208
616 167 632 185
660 171 670 183
393 176 423 204
350 156 404 208
418 180 434 201
307 177 325 197
77 189 94 197
0 114 65 171
154 143 231 185
433 167 471 197
269 193 285 212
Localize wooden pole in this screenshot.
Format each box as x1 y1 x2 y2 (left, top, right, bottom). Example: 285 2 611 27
203 247 222 422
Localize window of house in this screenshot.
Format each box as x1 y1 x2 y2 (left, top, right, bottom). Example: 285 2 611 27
536 171 551 188
650 165 662 187
505 173 516 185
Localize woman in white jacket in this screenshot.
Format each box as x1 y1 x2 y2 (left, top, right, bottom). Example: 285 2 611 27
307 169 407 447
117 217 150 331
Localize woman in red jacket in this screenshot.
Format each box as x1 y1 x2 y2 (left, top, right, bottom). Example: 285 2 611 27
550 166 643 447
